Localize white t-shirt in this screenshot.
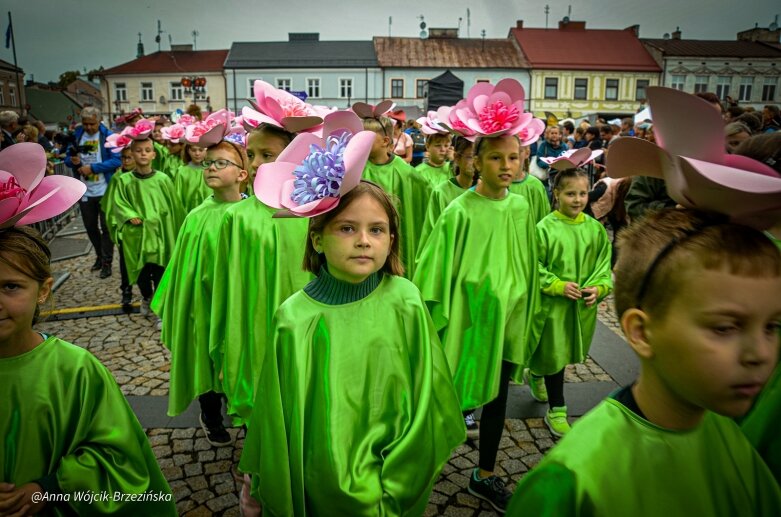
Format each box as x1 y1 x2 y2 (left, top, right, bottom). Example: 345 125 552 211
79 131 107 197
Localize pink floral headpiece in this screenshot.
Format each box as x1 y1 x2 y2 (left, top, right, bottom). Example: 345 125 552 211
416 110 450 135
243 80 325 134
184 109 245 147
542 148 603 171
105 119 155 153
351 100 395 120
0 143 86 229
607 87 781 229
255 111 374 218
436 79 544 144
161 123 186 144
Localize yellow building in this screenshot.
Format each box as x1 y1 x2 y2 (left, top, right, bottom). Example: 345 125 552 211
510 20 662 119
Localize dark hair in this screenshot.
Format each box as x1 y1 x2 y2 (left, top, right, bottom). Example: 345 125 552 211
585 126 600 139
303 181 404 277
473 134 520 158
734 112 763 134
452 136 474 180
735 132 781 174
562 121 575 133
695 91 722 109
248 122 295 146
599 125 612 136
614 209 781 317
425 133 451 146
764 104 780 117
552 168 589 191
726 106 745 119
622 117 634 128
0 226 53 324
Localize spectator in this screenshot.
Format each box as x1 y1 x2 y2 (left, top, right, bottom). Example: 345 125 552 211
620 118 635 136
573 126 587 149
21 125 38 145
585 126 603 150
599 125 614 148
724 122 752 154
535 126 567 194
724 105 745 123
186 104 203 121
64 106 121 279
694 92 724 115
405 120 426 167
562 120 575 148
0 110 19 149
624 175 676 222
391 115 413 163
11 127 27 142
734 112 763 134
762 105 780 133
35 121 53 151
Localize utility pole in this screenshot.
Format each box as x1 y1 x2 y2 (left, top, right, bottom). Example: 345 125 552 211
545 5 550 29
192 30 199 50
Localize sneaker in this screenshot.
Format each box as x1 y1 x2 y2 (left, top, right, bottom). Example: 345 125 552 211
155 318 163 331
523 368 548 403
464 412 479 441
199 413 233 447
121 287 133 307
99 262 112 279
545 405 572 437
140 298 151 316
468 468 512 513
90 257 102 271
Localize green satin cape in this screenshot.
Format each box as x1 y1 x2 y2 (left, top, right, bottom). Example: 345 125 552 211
209 197 312 423
163 154 183 180
363 156 432 279
172 163 211 214
0 337 176 516
238 276 465 516
418 179 466 258
151 196 237 416
110 172 185 285
415 161 452 186
509 174 551 224
742 364 781 483
413 190 541 410
506 398 781 516
530 211 613 375
152 141 169 175
100 168 130 244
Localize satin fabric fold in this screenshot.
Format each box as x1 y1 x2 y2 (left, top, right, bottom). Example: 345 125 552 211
363 156 432 279
509 174 551 224
172 163 211 214
506 399 781 516
110 172 185 284
530 211 613 376
239 276 465 516
152 196 236 416
413 190 541 410
209 197 312 424
415 161 452 186
418 179 467 257
99 168 129 244
0 337 176 516
742 364 781 483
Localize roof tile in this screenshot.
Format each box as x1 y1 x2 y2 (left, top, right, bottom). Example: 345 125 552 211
101 50 228 75
373 37 529 68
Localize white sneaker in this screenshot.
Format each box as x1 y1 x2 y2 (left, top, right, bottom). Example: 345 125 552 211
464 412 480 440
140 298 151 316
155 318 162 331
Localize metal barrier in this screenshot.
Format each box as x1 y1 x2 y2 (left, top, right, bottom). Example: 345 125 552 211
32 162 82 242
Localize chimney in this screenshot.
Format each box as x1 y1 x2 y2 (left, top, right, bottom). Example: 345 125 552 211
516 20 523 29
672 27 682 39
289 33 320 42
625 24 640 37
170 44 193 51
558 20 586 30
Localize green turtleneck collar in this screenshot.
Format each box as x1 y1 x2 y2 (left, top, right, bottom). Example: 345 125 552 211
304 266 381 305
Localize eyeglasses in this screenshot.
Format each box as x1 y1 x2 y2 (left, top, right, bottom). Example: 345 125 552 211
201 159 240 170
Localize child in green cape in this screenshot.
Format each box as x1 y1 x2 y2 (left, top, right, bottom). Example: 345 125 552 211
173 143 210 213
509 144 551 224
415 132 452 185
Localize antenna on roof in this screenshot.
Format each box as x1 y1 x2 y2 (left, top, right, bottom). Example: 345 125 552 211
770 15 779 31
388 16 392 37
168 34 172 49
155 20 164 52
481 29 486 50
419 15 428 39
467 8 471 38
663 33 670 39
192 30 199 50
568 5 572 18
544 4 550 29
458 17 463 36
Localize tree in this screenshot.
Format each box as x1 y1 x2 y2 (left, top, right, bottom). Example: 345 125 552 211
87 67 105 82
58 70 80 88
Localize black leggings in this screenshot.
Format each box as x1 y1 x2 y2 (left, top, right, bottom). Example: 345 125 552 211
118 242 130 291
544 369 566 409
80 196 113 263
137 263 165 300
478 361 514 472
198 391 224 426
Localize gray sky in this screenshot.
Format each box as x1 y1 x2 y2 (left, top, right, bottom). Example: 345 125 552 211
2 0 778 83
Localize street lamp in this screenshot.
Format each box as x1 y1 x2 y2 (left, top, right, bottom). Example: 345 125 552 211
181 76 207 103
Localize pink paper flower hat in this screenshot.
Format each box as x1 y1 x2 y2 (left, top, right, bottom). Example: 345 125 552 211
241 80 327 135
416 111 450 136
255 110 374 218
0 143 86 229
351 100 395 120
542 148 603 171
184 109 246 147
105 118 155 153
161 123 187 144
607 86 781 229
435 78 545 144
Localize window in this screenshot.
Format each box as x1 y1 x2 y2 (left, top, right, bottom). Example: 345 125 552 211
339 78 353 99
170 82 183 101
416 79 428 98
544 78 558 99
307 78 320 98
574 78 588 100
8 85 15 106
694 75 709 93
391 79 404 98
114 82 127 102
0 81 4 105
247 78 263 95
276 78 291 91
738 77 753 102
605 79 619 100
671 75 685 91
762 77 777 102
716 76 731 100
141 82 154 102
636 79 650 101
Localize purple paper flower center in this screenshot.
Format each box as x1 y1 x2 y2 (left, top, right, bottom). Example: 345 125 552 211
0 176 24 202
291 132 351 205
478 101 520 133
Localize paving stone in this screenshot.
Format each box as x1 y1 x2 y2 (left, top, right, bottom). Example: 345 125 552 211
215 482 235 496
423 504 440 517
172 428 196 439
530 427 551 439
456 492 481 508
149 434 169 447
187 475 209 491
223 508 241 517
510 430 534 442
190 489 215 505
194 438 212 452
447 472 470 489
450 455 474 470
161 466 183 481
172 483 192 501
501 459 528 475
157 457 174 468
174 453 191 466
216 446 234 460
428 491 448 505
434 479 461 496
206 493 239 512
184 463 203 477
498 436 514 449
210 472 234 486
176 499 197 514
537 438 556 451
173 439 194 453
152 445 172 458
198 450 216 462
444 506 476 517
204 460 232 475
183 504 213 516
521 453 543 469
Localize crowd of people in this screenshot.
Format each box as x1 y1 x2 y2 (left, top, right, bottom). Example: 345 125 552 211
0 79 779 516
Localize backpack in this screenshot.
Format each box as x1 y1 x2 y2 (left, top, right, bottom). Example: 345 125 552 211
409 130 426 153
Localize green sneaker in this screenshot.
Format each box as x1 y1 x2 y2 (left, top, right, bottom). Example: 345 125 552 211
545 406 571 437
523 368 548 403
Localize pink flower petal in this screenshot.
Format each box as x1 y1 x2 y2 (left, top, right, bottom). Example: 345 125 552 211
0 197 22 228
288 196 340 217
322 111 364 138
282 116 323 134
339 131 375 195
254 161 298 208
494 78 526 106
276 133 323 165
16 175 86 226
0 143 46 192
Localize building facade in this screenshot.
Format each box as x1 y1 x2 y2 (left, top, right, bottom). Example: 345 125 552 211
510 20 661 119
0 59 26 114
224 34 381 113
642 27 781 111
98 47 228 120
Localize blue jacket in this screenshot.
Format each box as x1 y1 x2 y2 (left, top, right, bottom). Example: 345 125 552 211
64 123 121 184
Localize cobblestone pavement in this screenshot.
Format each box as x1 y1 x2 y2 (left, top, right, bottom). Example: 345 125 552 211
36 244 625 516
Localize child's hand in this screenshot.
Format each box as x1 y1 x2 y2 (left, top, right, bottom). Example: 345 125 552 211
0 482 45 516
582 287 599 307
129 218 142 226
563 282 582 300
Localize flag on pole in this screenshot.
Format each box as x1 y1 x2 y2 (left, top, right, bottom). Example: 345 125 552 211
4 21 11 49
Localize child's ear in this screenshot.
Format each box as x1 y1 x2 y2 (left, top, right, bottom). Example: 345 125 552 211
38 277 54 305
621 308 654 359
310 231 323 254
237 169 249 184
